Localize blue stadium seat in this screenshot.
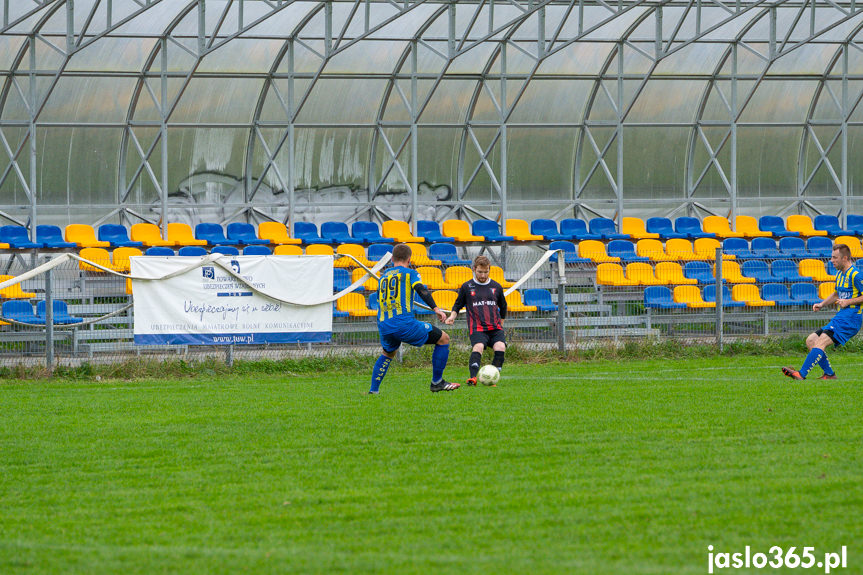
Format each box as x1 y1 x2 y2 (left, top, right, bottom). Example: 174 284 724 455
722 238 756 259
758 216 799 237
211 246 240 256
703 284 745 307
367 243 394 262
606 240 648 262
368 292 379 310
523 288 558 312
683 261 719 284
1 225 44 248
178 246 207 256
559 218 601 241
813 215 852 237
98 224 143 248
807 236 833 258
243 245 272 255
548 240 590 263
2 300 41 324
761 283 797 306
227 223 269 245
472 220 515 242
332 303 349 318
846 214 863 235
791 282 821 306
145 246 174 256
412 295 434 315
195 223 239 246
588 217 628 240
417 220 455 243
778 237 809 258
741 260 777 283
321 221 360 244
428 243 471 266
530 219 569 241
645 217 688 239
36 300 84 324
674 217 716 239
750 237 783 259
351 221 388 244
294 222 333 244
333 268 353 293
36 225 77 248
772 259 807 282
643 286 687 309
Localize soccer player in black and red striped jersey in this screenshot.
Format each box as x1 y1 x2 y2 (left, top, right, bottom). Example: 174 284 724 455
445 255 507 386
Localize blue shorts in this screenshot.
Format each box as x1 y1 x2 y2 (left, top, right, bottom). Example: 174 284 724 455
819 312 862 347
378 319 434 353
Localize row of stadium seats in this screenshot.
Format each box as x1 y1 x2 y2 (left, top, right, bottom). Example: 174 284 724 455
334 266 514 293
596 260 835 287
644 283 831 309
333 288 554 318
1 300 83 324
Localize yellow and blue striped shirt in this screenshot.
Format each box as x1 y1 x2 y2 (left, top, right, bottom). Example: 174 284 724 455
833 266 863 315
377 266 423 324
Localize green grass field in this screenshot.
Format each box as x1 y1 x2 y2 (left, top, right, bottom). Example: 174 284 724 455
1 355 861 574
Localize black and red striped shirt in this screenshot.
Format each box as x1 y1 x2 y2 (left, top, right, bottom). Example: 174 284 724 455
452 278 507 333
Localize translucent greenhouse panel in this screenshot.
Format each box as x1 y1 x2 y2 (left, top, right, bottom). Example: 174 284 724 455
122 126 163 206
626 79 707 124
738 80 818 124
508 79 592 124
292 127 371 191
130 77 187 123
275 40 326 75
736 127 800 198
768 43 837 76
171 78 264 124
295 78 387 125
238 2 321 39
414 79 475 125
622 127 690 201
505 127 576 210
576 125 619 203
197 39 284 74
0 36 25 73
40 77 137 124
66 37 157 73
652 43 726 76
0 126 30 208
112 2 188 37
325 40 407 75
537 42 614 76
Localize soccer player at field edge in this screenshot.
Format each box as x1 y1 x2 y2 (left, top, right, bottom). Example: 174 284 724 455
369 242 459 394
782 243 863 380
445 255 507 386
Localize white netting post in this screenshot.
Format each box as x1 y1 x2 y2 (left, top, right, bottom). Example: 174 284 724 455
556 249 566 353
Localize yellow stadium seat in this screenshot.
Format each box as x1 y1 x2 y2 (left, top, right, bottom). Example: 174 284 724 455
382 220 424 243
665 238 704 261
273 245 303 256
258 222 301 245
799 259 835 282
432 290 458 311
621 217 659 240
351 268 379 291
596 263 638 286
112 247 143 273
693 237 735 260
636 239 675 261
505 290 537 312
417 266 457 290
735 215 772 238
505 219 544 241
673 285 715 308
445 266 473 287
578 240 620 263
489 266 515 288
0 242 8 249
835 236 863 258
405 243 442 266
703 216 745 238
335 244 373 268
786 215 828 237
655 262 698 285
442 220 483 242
714 260 755 284
130 223 173 247
336 293 377 317
166 222 207 246
0 275 36 299
78 247 122 272
625 262 665 285
65 224 109 248
125 278 132 295
731 284 775 307
306 244 335 257
819 282 834 299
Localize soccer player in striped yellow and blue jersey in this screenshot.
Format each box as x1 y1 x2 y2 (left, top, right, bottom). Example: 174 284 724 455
369 243 458 394
783 243 863 380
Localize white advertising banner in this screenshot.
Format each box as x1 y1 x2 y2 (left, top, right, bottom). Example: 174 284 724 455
131 255 333 345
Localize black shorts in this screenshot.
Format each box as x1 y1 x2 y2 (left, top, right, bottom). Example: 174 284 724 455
469 329 506 348
425 325 444 345
815 328 837 345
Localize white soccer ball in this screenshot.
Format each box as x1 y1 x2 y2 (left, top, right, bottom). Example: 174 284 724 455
477 364 500 386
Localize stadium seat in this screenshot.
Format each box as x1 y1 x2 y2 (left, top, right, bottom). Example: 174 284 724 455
432 290 458 312
665 238 703 261
791 282 821 306
578 240 620 263
772 259 807 282
320 221 359 244
734 215 772 238
559 218 601 241
78 247 122 272
683 261 717 284
273 245 302 256
332 302 350 318
655 262 698 285
131 223 174 247
367 292 379 311
444 266 473 287
382 220 424 243
1 225 43 248
336 293 377 317
702 216 745 238
257 221 301 245
834 235 863 258
812 215 851 237
211 246 239 256
758 216 799 238
472 220 514 242
405 243 441 266
722 238 756 259
761 283 798 306
750 237 783 259
416 267 456 290
693 238 735 261
530 219 569 241
177 246 207 256
351 221 388 244
798 259 835 282
306 244 335 257
548 240 590 264
741 260 777 283
335 244 373 268
846 214 863 235
145 246 174 256
523 288 558 312
227 223 269 245
166 222 207 246
0 275 36 299
778 237 809 258
636 239 675 262
672 285 715 308
606 240 648 262
351 268 378 291
621 217 659 240
417 220 455 243
596 263 638 286
786 214 827 237
674 217 715 239
367 243 394 261
111 247 143 273
819 282 834 299
97 224 143 248
489 266 515 288
36 300 84 324
715 260 755 283
2 300 41 323
504 290 537 312
428 243 471 266
243 245 272 255
333 269 353 293
588 217 629 240
625 262 665 285
34 225 76 248
645 217 688 239
642 285 687 310
294 222 333 245
442 220 483 242
703 284 745 307
505 219 544 241
731 284 775 307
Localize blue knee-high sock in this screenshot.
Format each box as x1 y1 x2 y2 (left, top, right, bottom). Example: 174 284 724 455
799 348 824 379
817 351 834 376
369 355 392 393
431 344 449 383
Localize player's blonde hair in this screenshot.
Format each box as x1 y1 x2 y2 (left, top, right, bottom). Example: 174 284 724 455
833 243 852 261
472 255 491 270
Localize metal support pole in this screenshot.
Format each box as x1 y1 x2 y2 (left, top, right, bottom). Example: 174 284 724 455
288 39 296 231
226 344 233 367
730 43 738 225
715 247 723 351
160 38 169 235
45 268 54 374
410 40 419 235
29 35 37 242
556 251 567 353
